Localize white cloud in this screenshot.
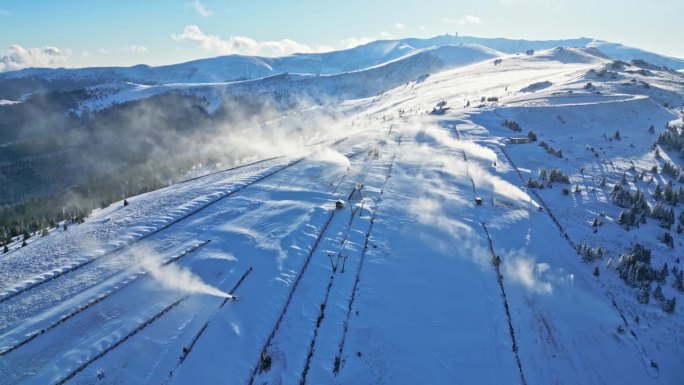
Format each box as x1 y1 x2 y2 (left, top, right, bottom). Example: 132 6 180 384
189 0 212 17
122 45 147 53
394 21 405 30
379 31 392 38
172 25 332 56
341 37 373 49
444 15 482 25
0 45 70 72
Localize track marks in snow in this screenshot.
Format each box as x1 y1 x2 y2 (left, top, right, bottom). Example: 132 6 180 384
0 241 210 357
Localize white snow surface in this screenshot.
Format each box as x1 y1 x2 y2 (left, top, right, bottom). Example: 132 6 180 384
1 46 683 385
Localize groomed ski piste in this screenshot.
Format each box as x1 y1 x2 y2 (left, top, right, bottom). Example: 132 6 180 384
1 46 683 384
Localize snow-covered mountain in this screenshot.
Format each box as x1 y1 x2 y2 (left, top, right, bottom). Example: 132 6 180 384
0 37 683 385
1 35 682 102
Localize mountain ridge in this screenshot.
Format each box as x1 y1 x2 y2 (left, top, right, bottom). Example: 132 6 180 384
0 35 682 101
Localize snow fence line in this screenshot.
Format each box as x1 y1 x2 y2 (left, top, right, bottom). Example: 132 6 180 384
497 145 661 379
0 158 303 305
0 240 211 357
55 266 252 385
167 266 254 380
482 223 528 385
334 134 400 376
247 199 348 384
300 196 372 383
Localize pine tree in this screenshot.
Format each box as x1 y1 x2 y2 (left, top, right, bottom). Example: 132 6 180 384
663 297 676 313
3 243 8 253
615 130 621 140
539 168 547 180
654 284 664 301
637 284 650 304
660 263 669 281
593 266 600 277
674 272 684 292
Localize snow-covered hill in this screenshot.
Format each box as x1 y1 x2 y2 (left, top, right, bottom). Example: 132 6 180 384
74 44 502 113
1 35 682 101
0 39 683 385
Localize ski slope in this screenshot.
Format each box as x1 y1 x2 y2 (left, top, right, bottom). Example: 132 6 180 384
0 46 683 385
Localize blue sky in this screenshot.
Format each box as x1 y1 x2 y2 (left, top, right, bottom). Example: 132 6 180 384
0 0 682 70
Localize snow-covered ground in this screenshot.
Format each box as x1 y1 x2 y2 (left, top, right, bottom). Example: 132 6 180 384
1 46 683 384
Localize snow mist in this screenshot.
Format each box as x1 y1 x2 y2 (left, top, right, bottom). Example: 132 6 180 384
139 247 232 299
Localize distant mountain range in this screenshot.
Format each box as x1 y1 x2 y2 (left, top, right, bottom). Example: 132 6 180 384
0 35 682 101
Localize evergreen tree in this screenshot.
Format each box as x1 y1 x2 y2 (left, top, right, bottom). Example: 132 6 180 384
539 168 548 180
674 272 684 292
660 263 669 282
637 284 650 304
654 284 664 301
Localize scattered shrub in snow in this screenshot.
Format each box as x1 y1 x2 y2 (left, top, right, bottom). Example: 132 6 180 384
651 202 675 228
527 178 544 189
577 242 604 262
661 161 680 178
527 130 537 142
617 243 655 287
653 284 665 301
548 168 570 184
673 271 684 293
657 124 684 156
661 231 674 249
503 119 522 132
539 168 547 180
539 141 563 158
618 210 637 229
611 185 649 228
637 284 650 304
259 353 272 373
